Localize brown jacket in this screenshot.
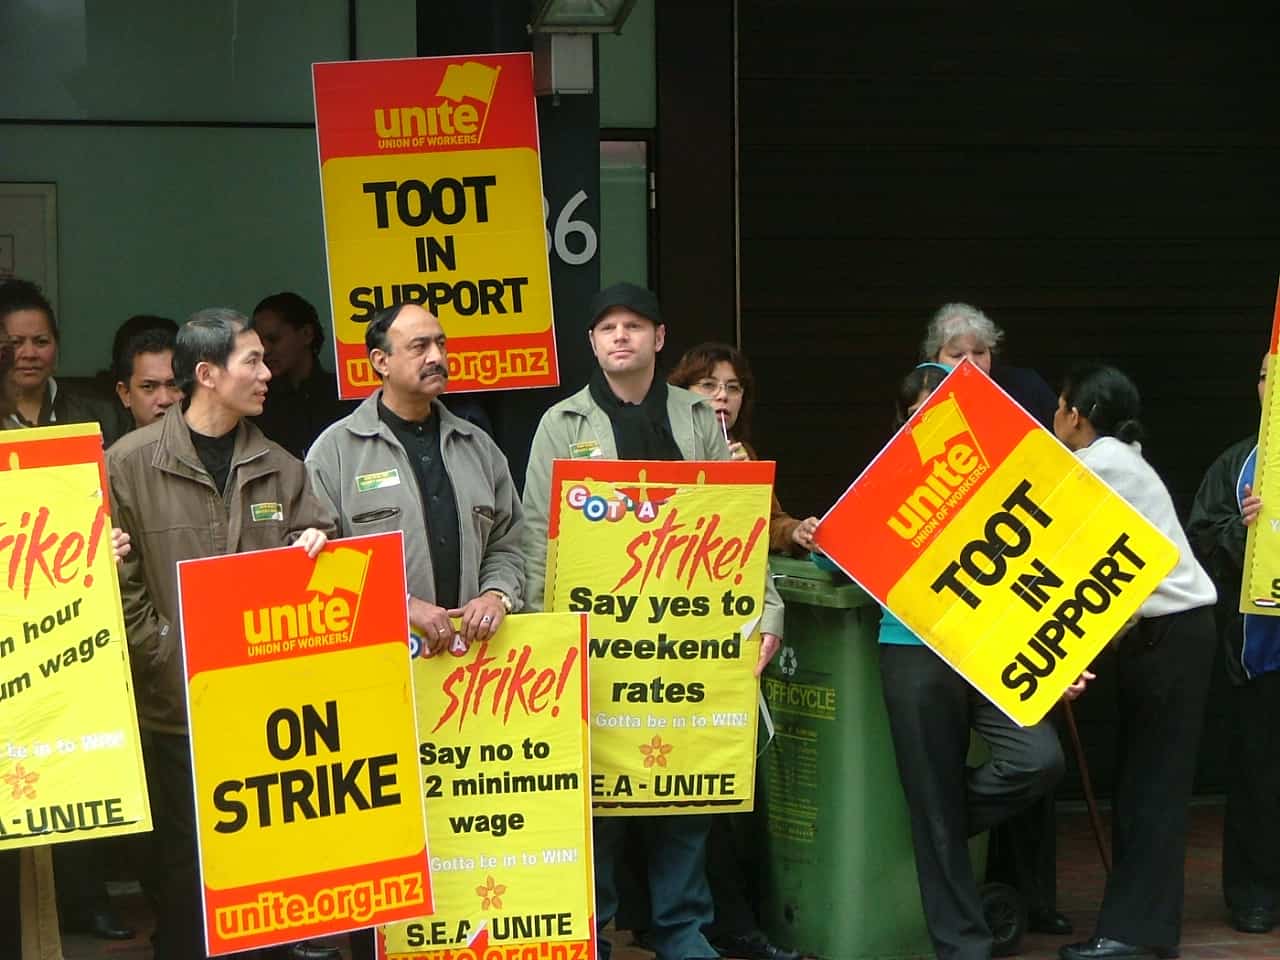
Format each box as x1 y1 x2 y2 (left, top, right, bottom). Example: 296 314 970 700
106 405 335 734
741 441 805 556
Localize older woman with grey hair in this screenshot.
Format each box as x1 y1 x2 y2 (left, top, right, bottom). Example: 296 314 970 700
922 302 1058 427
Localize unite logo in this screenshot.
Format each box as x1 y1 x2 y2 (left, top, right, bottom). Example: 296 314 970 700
241 547 372 656
345 357 380 388
372 61 501 149
886 395 990 548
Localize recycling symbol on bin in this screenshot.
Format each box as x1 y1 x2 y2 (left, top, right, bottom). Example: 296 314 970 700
778 645 798 677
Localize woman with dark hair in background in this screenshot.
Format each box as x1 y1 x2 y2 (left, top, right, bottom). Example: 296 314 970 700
251 291 350 459
1 278 122 446
614 342 816 960
1053 364 1217 960
669 342 819 555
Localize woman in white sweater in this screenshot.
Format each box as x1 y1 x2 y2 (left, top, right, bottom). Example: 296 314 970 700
1053 364 1217 960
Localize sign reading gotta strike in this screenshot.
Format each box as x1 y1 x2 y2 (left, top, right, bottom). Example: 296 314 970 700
313 53 556 398
179 533 430 955
815 364 1178 726
546 461 774 814
0 424 150 850
381 613 595 960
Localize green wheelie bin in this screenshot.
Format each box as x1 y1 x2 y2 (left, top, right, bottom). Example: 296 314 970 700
759 556 998 960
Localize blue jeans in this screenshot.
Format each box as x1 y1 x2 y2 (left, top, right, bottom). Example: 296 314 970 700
594 814 717 960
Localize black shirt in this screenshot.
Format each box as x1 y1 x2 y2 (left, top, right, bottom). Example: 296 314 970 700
377 398 462 609
254 363 353 459
189 423 237 497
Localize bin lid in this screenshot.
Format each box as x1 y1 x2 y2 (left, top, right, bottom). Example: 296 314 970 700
768 555 877 609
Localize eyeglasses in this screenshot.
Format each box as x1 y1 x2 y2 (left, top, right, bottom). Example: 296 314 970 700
692 378 743 398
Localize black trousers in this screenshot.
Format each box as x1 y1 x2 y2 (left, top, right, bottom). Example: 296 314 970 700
141 729 209 960
0 849 20 958
986 774 1059 914
52 835 114 923
879 644 1064 960
702 810 760 941
1093 607 1215 948
1222 668 1280 912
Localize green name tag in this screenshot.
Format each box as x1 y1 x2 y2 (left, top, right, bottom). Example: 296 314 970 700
569 441 602 459
250 502 283 522
357 468 401 492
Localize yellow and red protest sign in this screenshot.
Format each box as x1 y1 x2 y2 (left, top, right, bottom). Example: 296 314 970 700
1240 280 1280 614
0 423 150 850
379 612 595 960
313 53 557 398
179 533 430 955
545 460 773 815
815 363 1179 727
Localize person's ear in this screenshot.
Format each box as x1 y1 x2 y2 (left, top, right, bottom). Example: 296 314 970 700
194 360 219 391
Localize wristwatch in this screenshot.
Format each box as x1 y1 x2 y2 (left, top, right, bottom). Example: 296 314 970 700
486 589 513 613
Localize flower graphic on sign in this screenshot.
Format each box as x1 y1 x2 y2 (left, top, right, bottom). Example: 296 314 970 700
476 875 506 910
3 763 38 800
640 735 674 768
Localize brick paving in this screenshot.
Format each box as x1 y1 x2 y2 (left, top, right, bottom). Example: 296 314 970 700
65 802 1280 959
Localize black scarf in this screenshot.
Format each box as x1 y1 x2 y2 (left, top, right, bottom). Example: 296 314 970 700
588 366 683 461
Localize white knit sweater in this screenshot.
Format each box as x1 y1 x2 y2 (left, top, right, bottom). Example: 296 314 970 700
1076 436 1217 617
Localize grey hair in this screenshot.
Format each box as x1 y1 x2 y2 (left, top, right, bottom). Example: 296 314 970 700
174 307 249 397
921 302 1005 361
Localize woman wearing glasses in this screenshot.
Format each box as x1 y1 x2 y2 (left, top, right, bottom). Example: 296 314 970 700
668 342 819 555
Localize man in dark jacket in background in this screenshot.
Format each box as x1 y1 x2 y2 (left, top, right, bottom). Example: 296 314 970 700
1187 354 1280 936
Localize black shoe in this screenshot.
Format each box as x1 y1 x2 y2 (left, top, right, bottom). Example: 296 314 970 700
1030 910 1074 935
288 940 344 960
1059 938 1153 960
1231 906 1275 934
62 908 135 941
710 932 802 960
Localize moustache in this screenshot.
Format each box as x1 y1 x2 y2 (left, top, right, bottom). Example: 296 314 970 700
420 363 449 381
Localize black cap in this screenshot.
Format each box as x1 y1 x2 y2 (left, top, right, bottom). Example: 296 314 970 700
587 282 662 330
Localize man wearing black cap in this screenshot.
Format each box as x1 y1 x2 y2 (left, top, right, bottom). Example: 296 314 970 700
520 282 785 960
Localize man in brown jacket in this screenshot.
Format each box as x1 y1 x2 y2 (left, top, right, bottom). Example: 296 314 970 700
107 308 333 960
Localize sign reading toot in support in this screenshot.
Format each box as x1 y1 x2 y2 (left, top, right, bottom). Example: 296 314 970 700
313 53 557 399
0 424 150 849
545 460 774 815
815 363 1179 727
1240 281 1280 614
379 612 596 960
178 533 430 955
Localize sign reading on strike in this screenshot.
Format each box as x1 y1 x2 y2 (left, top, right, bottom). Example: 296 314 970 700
0 424 151 850
815 363 1179 727
1240 281 1280 614
313 53 557 398
179 533 430 955
380 613 595 960
545 460 773 814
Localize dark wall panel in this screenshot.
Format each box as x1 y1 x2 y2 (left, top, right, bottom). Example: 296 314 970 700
738 2 1280 796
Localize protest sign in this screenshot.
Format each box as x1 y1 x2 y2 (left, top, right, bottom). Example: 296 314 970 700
1240 281 1280 614
545 460 774 814
379 612 595 960
0 423 150 850
179 533 430 955
313 53 556 398
815 363 1179 726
